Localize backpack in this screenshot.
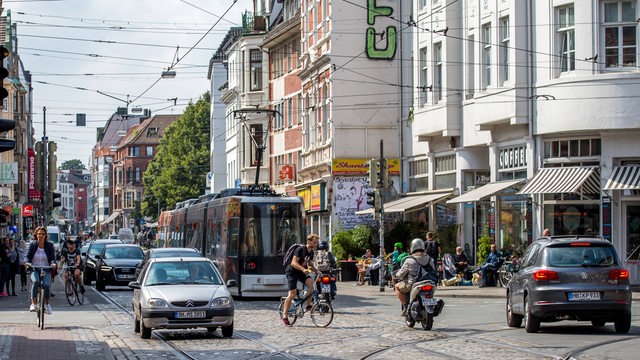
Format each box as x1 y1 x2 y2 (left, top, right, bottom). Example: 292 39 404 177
425 240 438 260
315 250 331 272
282 244 304 267
413 255 438 283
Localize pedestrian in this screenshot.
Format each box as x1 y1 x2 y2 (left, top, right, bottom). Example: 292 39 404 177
543 228 551 237
0 237 10 296
7 238 19 296
18 239 28 292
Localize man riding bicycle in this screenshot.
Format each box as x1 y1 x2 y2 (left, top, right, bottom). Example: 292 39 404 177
59 238 85 295
281 233 319 326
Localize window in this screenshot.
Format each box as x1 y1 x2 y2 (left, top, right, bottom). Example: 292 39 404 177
543 138 602 159
128 146 140 157
467 35 475 99
558 5 575 73
250 49 263 91
482 23 492 89
146 127 159 137
420 47 428 105
127 167 133 183
135 167 141 182
146 146 153 156
249 124 263 166
603 0 637 68
321 83 328 142
287 97 293 127
499 17 510 84
434 43 442 103
304 95 311 150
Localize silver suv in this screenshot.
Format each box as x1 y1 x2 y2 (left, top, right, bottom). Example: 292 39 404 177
506 236 631 333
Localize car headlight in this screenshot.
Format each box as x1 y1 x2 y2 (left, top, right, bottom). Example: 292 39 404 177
211 297 230 307
100 266 113 271
147 298 168 307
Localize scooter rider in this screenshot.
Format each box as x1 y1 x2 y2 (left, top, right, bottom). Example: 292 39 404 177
394 238 438 315
314 241 337 299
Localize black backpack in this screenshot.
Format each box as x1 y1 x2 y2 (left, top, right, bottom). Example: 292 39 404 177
414 255 438 283
282 244 303 267
425 240 438 259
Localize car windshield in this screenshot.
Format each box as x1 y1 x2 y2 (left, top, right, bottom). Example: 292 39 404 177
546 245 618 267
152 250 200 259
145 262 222 286
89 243 110 255
103 246 144 259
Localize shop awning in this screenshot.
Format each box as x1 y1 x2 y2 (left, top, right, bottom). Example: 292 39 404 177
518 166 600 195
604 165 640 190
355 191 451 215
102 211 121 225
447 179 523 204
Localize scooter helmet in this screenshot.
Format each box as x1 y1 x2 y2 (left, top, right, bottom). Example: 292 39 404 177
410 238 425 254
318 241 328 250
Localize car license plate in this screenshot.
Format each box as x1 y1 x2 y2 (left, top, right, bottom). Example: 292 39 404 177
569 292 601 301
175 311 206 319
117 274 135 280
321 284 331 293
422 298 437 306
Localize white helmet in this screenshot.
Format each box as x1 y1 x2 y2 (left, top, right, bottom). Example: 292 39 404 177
410 238 425 254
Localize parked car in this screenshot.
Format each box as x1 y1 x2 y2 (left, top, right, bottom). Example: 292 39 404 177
506 236 632 333
118 228 135 244
134 247 203 278
129 257 235 339
83 239 123 285
94 244 144 290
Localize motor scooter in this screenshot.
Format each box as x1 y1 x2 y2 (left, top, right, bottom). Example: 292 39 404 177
404 280 444 330
315 271 337 303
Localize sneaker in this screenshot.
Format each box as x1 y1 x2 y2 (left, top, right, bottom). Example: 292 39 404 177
45 304 52 315
281 317 292 327
80 286 85 294
0 292 7 297
29 304 37 312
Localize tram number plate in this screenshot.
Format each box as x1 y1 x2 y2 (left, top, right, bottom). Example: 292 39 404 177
175 311 206 319
422 298 437 306
321 284 331 293
569 292 600 301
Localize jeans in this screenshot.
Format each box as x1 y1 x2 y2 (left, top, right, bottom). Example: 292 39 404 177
30 268 51 301
480 264 498 286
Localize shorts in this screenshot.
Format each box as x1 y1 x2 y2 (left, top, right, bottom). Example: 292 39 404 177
396 280 412 293
286 271 309 291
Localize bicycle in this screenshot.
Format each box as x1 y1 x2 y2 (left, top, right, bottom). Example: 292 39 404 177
62 265 84 306
278 275 334 327
26 265 52 330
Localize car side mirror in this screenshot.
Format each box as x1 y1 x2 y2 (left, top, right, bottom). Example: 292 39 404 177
95 254 102 260
128 281 141 289
226 279 237 288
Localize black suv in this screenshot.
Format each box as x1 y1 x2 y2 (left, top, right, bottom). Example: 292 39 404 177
506 236 631 333
83 239 123 285
95 244 144 290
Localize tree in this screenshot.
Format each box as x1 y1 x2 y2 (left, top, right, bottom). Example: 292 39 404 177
142 92 211 218
59 159 86 170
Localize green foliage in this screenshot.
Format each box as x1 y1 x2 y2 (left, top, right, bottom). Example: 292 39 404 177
437 224 461 256
331 225 376 260
142 92 211 219
386 221 414 253
477 224 492 265
59 159 86 170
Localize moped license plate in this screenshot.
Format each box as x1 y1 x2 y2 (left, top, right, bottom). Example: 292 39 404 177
422 298 437 306
321 284 331 293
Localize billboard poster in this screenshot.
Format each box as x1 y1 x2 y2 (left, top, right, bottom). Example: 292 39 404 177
333 176 376 230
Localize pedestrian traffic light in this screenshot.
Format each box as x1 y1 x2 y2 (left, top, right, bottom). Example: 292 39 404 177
366 189 376 206
366 158 378 187
52 192 61 208
0 118 15 153
0 45 8 104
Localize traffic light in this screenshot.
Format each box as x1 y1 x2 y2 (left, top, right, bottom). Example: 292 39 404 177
0 45 8 104
366 158 378 187
379 159 389 188
48 141 57 191
35 142 44 189
0 118 15 153
51 192 61 209
366 189 377 207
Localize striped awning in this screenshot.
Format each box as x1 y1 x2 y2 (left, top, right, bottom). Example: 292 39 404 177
604 165 640 190
355 191 451 215
518 166 600 195
102 211 121 225
447 180 523 204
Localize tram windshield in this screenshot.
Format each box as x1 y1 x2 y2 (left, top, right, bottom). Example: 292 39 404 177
240 203 302 257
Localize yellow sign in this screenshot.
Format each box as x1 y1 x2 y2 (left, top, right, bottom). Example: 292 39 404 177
332 158 400 175
311 184 321 211
298 189 311 211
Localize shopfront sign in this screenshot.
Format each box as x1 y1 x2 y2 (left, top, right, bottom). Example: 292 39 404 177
310 184 325 212
498 145 527 170
22 205 33 217
365 0 397 60
332 158 400 175
602 196 611 242
0 162 18 185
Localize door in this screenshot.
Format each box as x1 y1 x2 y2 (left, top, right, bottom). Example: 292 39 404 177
624 204 640 285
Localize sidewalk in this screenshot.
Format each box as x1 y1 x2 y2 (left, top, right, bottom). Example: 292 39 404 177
337 280 640 301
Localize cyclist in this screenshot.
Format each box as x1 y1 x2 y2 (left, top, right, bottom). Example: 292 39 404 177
24 226 57 315
59 239 85 295
281 233 319 326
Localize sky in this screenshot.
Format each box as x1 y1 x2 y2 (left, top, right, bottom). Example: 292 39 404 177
2 0 252 166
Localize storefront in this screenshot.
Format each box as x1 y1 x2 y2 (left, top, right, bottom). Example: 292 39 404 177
297 182 330 241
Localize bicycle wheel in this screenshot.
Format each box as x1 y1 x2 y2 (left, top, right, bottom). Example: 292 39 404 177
278 299 298 325
38 288 45 330
310 301 333 327
76 280 84 305
65 277 76 305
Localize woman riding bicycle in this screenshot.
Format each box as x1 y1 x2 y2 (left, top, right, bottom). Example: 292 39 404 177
24 226 57 314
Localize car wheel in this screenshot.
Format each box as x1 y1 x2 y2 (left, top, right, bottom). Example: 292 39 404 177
140 317 152 339
524 296 540 333
614 313 631 334
133 312 140 333
83 270 92 285
221 322 233 338
506 293 523 328
96 273 105 291
591 320 606 328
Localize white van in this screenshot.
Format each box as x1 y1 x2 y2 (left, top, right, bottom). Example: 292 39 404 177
46 226 62 255
118 228 135 244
